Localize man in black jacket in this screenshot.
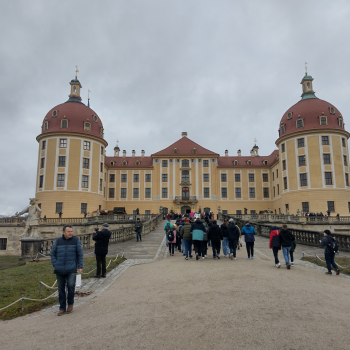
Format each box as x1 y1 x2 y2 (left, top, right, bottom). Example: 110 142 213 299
208 220 222 259
227 219 240 260
135 218 143 242
93 223 111 278
280 224 295 269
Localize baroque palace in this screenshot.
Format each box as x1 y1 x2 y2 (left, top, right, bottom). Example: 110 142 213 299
35 71 350 217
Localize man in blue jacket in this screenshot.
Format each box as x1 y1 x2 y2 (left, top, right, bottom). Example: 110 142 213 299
241 221 256 259
51 225 83 316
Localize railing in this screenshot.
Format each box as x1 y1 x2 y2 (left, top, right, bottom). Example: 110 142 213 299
173 196 197 202
0 217 27 224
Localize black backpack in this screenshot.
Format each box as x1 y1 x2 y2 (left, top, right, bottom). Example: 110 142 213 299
327 236 339 254
168 230 174 241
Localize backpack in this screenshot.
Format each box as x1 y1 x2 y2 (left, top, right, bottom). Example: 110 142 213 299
165 222 171 232
327 236 339 254
168 230 175 241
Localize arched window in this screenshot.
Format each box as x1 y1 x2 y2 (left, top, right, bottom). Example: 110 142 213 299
182 159 189 167
182 170 189 182
192 148 197 154
173 148 178 154
136 160 140 165
123 161 127 166
182 187 189 199
61 119 68 128
44 121 48 131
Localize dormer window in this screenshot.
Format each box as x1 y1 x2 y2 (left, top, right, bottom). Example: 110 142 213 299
233 160 238 165
319 116 327 126
263 160 268 165
281 124 285 134
338 117 343 128
84 122 91 131
136 160 140 165
110 161 115 165
173 148 178 154
100 128 104 137
61 119 68 129
287 112 293 120
44 121 48 131
329 107 335 115
247 160 252 165
93 115 98 123
192 148 197 154
296 118 304 128
123 160 127 166
52 110 58 118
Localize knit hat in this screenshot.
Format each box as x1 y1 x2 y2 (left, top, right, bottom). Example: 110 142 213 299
229 218 234 223
324 229 331 235
102 223 109 228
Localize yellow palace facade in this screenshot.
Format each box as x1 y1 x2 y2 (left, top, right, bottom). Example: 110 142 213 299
35 72 350 217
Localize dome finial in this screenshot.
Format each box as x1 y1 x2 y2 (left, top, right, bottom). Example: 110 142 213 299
305 61 308 75
88 89 91 107
75 65 79 78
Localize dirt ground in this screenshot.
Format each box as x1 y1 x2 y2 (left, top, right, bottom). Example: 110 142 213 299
1 241 350 350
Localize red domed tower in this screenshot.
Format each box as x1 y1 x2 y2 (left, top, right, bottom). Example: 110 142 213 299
35 73 108 217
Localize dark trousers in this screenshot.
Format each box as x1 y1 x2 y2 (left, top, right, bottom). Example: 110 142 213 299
289 251 294 263
96 254 107 275
202 241 208 256
136 232 142 241
272 247 279 264
229 239 238 258
325 252 338 272
56 273 76 311
176 237 181 251
169 242 175 255
212 241 221 257
246 242 254 257
193 240 202 256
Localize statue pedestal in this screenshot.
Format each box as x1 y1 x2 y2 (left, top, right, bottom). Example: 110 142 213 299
20 238 42 261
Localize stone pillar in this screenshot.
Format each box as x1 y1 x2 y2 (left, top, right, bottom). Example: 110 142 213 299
20 238 42 261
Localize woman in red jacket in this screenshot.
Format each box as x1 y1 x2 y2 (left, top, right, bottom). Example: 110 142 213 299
269 226 281 268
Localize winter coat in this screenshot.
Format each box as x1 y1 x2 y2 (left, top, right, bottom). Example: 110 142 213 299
320 236 333 254
180 222 192 240
269 226 281 249
168 228 177 244
51 235 83 275
280 229 295 247
200 219 209 241
227 223 240 241
242 224 256 242
220 223 229 238
176 223 183 238
135 221 143 233
190 219 206 241
164 221 172 234
93 229 111 255
167 214 171 220
290 239 297 253
208 224 223 242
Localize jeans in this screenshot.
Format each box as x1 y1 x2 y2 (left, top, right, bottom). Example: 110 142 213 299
136 232 142 241
56 273 76 311
325 252 338 272
229 239 238 258
168 242 175 255
272 247 279 264
183 239 192 258
96 254 107 275
246 242 254 257
282 246 291 264
193 240 203 256
211 241 221 257
222 237 229 256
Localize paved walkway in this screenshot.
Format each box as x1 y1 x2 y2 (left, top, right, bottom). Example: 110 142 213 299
1 221 350 350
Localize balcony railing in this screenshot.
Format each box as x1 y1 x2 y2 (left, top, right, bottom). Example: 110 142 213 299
173 196 197 202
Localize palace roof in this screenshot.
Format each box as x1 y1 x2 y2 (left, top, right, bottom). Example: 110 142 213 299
105 156 153 168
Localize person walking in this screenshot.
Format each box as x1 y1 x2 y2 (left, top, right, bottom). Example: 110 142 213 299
280 224 295 269
51 225 83 316
227 219 240 260
241 221 256 259
200 215 209 258
290 238 296 267
175 219 183 252
167 224 176 256
164 219 172 246
135 218 143 242
92 223 112 278
320 230 340 275
220 219 229 257
190 217 206 260
180 219 193 260
269 226 281 268
208 220 222 259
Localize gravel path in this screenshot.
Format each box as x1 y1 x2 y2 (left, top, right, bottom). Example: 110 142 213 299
1 222 350 350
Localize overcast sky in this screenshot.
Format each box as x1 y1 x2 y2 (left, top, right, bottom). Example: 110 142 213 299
1 0 350 215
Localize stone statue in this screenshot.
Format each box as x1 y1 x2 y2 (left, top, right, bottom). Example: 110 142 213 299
15 198 42 238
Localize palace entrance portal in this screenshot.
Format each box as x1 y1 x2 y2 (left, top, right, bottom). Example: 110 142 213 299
181 206 191 214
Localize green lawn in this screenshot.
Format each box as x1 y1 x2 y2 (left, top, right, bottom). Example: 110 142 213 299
0 256 26 270
301 256 350 275
0 256 126 320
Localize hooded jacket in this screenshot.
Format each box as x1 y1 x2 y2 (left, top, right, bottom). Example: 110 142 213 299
190 219 206 241
220 223 229 238
280 229 295 247
135 221 143 233
180 222 192 240
242 224 256 242
269 226 281 249
208 224 223 242
227 223 240 241
320 235 333 254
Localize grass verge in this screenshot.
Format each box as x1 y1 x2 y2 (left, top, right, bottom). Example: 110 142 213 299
301 256 350 275
0 256 126 320
0 256 26 271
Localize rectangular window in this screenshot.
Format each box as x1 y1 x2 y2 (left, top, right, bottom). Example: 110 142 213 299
145 174 151 182
320 117 327 125
263 188 269 198
162 187 168 198
235 174 241 182
162 174 168 182
203 174 209 182
325 172 333 185
101 146 104 155
348 202 350 213
281 144 285 153
81 203 87 214
250 210 256 214
221 188 227 198
235 187 241 198
84 141 90 150
204 187 210 198
344 155 347 166
221 174 227 182
82 175 88 188
108 188 115 198
297 119 303 128
323 154 331 164
59 139 67 148
145 210 151 216
109 174 115 182
283 177 288 190
249 188 255 198
300 173 307 187
302 202 309 213
58 156 66 167
262 174 268 182
236 210 242 215
100 162 103 173
162 160 167 167
57 174 65 187
346 173 349 186
56 202 63 213
145 188 151 198
282 160 286 171
277 184 279 195
133 188 139 198
0 238 7 250
299 155 306 166
39 175 44 188
327 201 335 212
322 136 329 145
272 172 274 181
42 141 46 150
41 158 45 168
61 120 68 128
121 188 127 198
342 138 346 148
99 179 103 191
121 174 127 182
203 160 209 167
83 158 89 169
249 174 254 182
273 187 275 197
134 174 139 182
297 138 304 147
